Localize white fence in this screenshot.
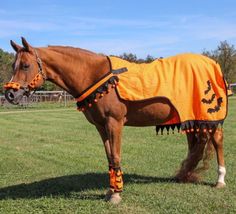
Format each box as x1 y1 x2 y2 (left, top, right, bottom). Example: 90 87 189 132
0 91 74 107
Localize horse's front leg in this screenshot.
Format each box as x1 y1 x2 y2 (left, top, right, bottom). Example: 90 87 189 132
95 125 112 167
103 116 124 204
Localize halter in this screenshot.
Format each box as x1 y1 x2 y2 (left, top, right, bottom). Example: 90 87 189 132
4 50 46 92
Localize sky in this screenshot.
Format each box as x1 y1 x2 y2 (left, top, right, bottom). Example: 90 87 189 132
0 0 236 58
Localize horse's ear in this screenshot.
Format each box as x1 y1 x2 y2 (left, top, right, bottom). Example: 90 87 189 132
21 37 33 52
10 40 22 52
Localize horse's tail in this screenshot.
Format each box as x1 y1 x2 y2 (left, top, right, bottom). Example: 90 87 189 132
176 132 215 183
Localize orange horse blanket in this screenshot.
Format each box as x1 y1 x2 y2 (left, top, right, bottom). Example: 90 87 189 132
109 53 228 132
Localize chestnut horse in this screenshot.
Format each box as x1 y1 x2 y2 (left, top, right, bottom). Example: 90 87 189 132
4 38 226 204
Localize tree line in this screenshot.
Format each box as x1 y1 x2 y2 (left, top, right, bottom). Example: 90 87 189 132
0 41 235 94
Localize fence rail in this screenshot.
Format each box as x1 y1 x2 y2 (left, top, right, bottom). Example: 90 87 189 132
0 91 74 107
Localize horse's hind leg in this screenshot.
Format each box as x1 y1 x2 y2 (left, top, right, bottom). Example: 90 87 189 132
211 128 226 188
176 132 209 182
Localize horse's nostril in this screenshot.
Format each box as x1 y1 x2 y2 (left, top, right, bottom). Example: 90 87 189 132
5 89 24 105
5 89 16 103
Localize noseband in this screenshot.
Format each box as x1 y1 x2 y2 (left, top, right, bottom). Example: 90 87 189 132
4 50 46 93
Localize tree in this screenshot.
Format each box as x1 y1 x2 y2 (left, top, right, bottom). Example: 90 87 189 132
0 49 15 94
203 41 236 83
145 54 156 63
118 53 156 63
119 53 138 63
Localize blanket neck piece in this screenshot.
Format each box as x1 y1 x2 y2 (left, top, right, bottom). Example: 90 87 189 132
75 57 127 111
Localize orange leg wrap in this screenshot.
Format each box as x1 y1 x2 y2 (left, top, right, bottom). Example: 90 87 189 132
109 167 123 193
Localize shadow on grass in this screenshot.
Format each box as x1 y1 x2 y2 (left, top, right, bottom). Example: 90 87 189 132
0 173 213 200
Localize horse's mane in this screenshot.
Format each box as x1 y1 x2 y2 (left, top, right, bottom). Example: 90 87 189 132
47 46 100 58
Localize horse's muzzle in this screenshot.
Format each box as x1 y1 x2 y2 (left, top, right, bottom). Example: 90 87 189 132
5 88 27 105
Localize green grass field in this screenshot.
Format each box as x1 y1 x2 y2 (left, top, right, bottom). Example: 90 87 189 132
0 98 235 213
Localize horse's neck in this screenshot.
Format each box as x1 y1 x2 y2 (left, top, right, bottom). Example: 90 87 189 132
37 48 109 97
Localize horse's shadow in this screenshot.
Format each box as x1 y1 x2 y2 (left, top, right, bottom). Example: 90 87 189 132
0 173 213 200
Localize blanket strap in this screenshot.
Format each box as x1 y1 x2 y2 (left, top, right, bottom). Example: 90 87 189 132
76 72 114 102
75 57 128 111
112 67 128 74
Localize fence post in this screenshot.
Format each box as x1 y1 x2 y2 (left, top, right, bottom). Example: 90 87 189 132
64 91 67 107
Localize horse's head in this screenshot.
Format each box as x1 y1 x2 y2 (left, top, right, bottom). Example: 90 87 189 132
4 37 46 105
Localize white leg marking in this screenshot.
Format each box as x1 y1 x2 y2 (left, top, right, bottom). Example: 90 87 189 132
218 165 226 184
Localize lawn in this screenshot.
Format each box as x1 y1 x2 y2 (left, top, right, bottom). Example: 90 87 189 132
0 98 235 213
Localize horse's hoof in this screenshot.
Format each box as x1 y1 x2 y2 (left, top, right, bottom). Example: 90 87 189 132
109 193 122 205
215 182 226 188
104 189 114 201
105 190 122 204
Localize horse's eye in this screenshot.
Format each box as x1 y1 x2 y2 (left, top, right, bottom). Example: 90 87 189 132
21 63 30 71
